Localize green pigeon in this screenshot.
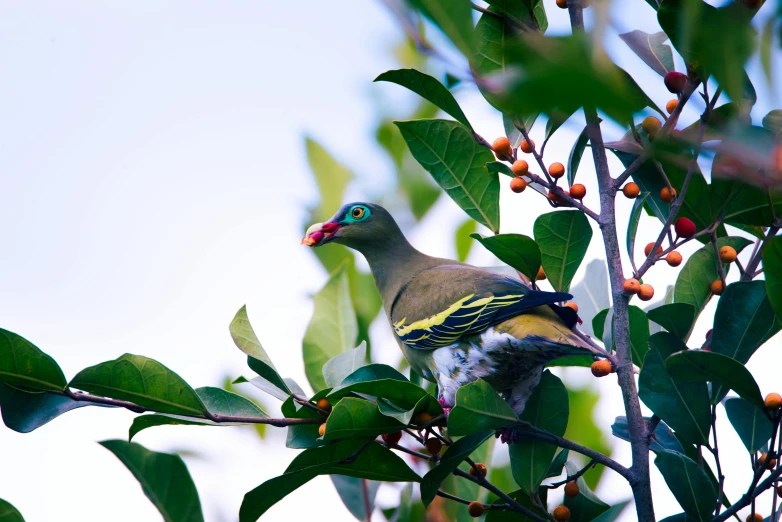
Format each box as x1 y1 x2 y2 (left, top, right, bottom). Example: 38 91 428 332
303 202 601 415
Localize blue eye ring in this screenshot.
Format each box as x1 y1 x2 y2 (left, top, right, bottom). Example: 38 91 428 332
346 205 370 222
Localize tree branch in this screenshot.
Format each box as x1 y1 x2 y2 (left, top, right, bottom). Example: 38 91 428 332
454 467 549 522
62 389 323 427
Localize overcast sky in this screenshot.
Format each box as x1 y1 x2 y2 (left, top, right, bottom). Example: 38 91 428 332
1 1 780 521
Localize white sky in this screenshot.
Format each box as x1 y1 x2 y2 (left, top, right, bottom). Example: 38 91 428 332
1 1 780 521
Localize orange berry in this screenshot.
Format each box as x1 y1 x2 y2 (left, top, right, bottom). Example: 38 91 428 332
746 514 764 522
382 431 402 446
549 162 565 179
536 267 546 281
425 437 443 455
758 453 777 470
623 278 640 294
666 251 683 267
553 505 571 522
510 177 528 193
548 189 570 206
564 481 580 498
719 246 737 263
564 301 579 313
511 159 529 176
520 139 535 154
469 463 488 477
468 501 485 517
765 393 782 410
660 186 676 203
414 411 432 425
556 0 568 8
710 280 725 296
642 116 662 138
318 423 326 437
492 137 512 158
666 99 679 114
777 484 782 497
622 182 640 199
638 284 655 301
644 242 663 257
570 184 586 199
316 398 332 413
591 360 612 377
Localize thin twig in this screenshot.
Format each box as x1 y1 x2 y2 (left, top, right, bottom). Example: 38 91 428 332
542 460 597 488
454 468 549 522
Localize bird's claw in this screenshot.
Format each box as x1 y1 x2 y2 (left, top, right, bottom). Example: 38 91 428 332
495 426 521 444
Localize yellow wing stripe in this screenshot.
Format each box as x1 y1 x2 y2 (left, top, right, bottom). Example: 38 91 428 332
394 293 526 347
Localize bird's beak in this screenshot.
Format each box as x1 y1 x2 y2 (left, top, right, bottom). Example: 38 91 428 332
301 221 340 247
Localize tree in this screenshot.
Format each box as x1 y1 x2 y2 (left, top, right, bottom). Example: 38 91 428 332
2 0 782 521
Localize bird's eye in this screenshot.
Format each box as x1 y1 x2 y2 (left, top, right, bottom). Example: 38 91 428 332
351 207 365 219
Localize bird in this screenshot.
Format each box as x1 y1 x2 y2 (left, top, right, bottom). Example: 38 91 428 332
302 202 602 416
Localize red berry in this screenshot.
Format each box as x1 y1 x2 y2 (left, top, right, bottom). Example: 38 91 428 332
382 431 402 446
664 72 687 94
674 217 696 238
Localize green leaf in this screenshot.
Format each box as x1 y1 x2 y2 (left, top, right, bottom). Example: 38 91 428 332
281 395 325 449
375 69 472 129
69 354 207 416
647 303 696 340
618 30 674 77
486 161 515 178
240 441 419 522
100 440 204 522
533 210 592 292
409 0 474 57
612 416 684 454
303 264 358 393
329 379 431 412
323 397 405 440
420 430 494 506
0 329 67 392
503 113 539 149
330 476 379 522
567 124 589 186
564 386 612 488
395 119 500 232
654 449 716 522
664 350 765 408
455 219 477 262
626 192 651 267
0 498 25 522
491 34 657 124
546 449 569 478
673 237 752 319
568 260 609 338
510 370 568 494
638 333 711 446
592 306 649 367
485 488 549 522
305 137 352 224
658 0 755 103
448 379 518 436
710 281 781 371
544 109 576 145
589 502 631 522
0 382 93 433
562 461 610 522
322 342 367 389
376 394 442 424
340 364 409 385
237 375 289 401
128 386 267 441
764 236 782 320
724 397 774 454
230 306 290 396
470 233 542 281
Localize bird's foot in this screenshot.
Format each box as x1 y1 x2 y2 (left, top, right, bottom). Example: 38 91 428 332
495 426 521 444
438 397 452 418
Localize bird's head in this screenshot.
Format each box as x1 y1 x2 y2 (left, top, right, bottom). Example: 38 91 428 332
301 202 400 251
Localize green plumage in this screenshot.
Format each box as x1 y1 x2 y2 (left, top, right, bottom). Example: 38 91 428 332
306 203 600 413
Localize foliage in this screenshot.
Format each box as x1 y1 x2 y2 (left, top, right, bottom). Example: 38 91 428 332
3 1 782 521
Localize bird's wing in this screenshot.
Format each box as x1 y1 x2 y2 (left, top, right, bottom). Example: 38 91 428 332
389 265 575 350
